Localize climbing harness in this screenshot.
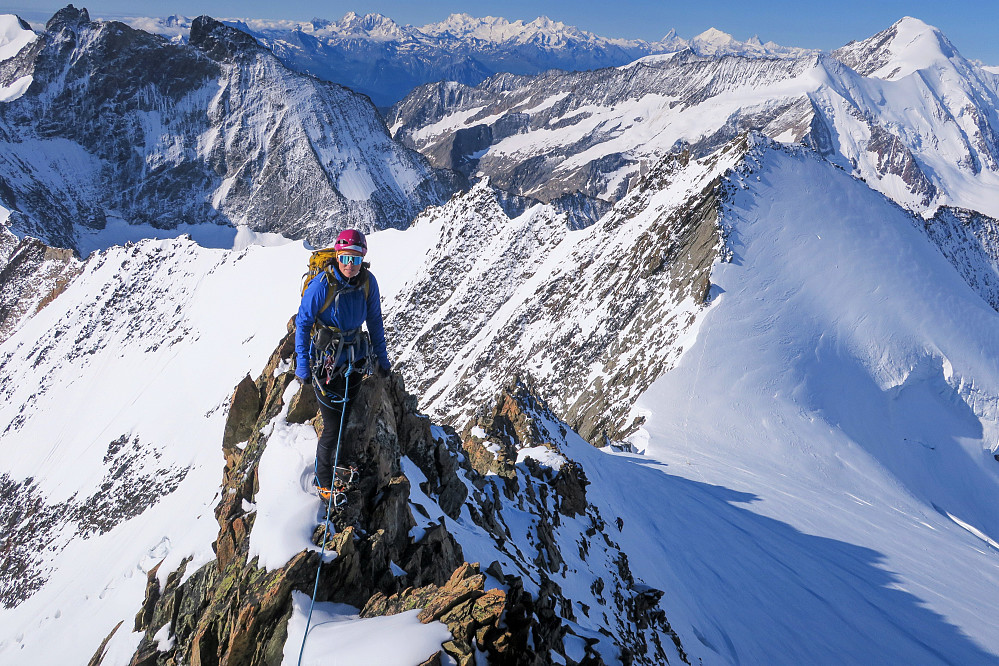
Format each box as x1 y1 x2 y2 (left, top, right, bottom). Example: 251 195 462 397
310 323 374 402
297 360 355 666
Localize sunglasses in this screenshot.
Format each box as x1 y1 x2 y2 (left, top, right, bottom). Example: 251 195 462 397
337 254 363 266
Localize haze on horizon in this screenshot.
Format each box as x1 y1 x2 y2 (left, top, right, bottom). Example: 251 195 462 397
5 0 999 65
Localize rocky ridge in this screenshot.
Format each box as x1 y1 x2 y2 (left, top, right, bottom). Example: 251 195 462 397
0 232 80 342
386 136 742 445
105 324 687 665
0 6 455 251
387 129 999 453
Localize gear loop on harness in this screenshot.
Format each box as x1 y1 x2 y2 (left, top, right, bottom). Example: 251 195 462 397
308 320 374 396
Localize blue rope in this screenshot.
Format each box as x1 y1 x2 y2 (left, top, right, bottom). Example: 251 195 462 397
298 362 354 666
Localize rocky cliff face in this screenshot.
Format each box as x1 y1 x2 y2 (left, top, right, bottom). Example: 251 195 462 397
920 206 999 313
107 325 686 665
0 233 81 342
386 137 742 445
0 7 456 251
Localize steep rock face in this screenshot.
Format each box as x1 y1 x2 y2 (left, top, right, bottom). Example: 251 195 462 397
0 8 455 250
0 234 81 342
116 326 687 665
390 18 999 221
920 206 999 312
387 139 740 444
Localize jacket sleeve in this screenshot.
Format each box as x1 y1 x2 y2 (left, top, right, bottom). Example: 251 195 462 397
365 273 391 370
295 275 327 379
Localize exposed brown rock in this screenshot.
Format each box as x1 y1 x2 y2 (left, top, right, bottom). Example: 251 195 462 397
417 562 486 623
222 374 261 452
417 653 444 666
0 236 82 344
87 620 123 666
285 380 318 424
134 560 164 632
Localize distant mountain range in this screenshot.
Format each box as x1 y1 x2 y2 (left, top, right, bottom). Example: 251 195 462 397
118 12 812 106
390 17 999 221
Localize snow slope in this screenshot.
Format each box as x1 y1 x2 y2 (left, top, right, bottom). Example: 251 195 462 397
0 14 35 62
0 238 309 662
615 143 999 663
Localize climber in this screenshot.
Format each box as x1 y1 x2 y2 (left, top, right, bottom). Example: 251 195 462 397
294 228 391 510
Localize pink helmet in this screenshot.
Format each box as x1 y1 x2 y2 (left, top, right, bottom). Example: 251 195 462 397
334 228 367 256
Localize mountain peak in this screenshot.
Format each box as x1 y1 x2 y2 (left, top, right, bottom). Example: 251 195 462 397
694 27 735 43
892 16 935 33
45 4 89 34
0 13 35 62
688 27 807 58
190 15 262 60
832 16 958 80
334 11 408 41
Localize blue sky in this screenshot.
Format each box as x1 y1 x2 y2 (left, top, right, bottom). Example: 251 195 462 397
7 0 999 64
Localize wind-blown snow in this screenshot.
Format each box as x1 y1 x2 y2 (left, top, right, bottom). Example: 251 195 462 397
283 594 451 665
618 144 999 663
0 237 310 663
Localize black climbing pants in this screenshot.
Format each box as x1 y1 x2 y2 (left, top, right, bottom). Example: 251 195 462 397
314 371 361 490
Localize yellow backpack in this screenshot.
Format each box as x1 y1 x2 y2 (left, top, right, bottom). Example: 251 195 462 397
301 248 370 316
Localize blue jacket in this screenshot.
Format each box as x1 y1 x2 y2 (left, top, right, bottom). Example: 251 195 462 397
295 266 390 380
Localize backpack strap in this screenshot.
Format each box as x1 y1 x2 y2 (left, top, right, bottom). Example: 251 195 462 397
318 268 370 316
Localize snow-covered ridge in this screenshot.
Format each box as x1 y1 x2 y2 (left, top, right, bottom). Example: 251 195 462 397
385 136 750 440
620 138 999 663
0 14 35 62
833 15 961 80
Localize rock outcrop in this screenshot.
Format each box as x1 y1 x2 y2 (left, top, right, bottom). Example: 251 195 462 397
112 322 686 665
0 234 81 343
